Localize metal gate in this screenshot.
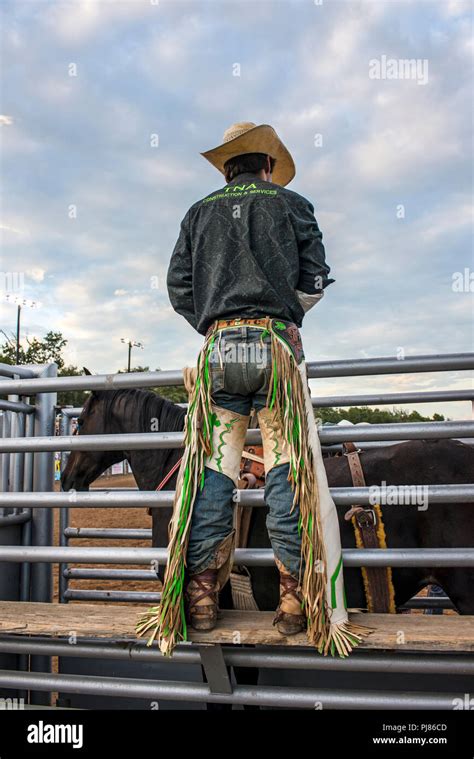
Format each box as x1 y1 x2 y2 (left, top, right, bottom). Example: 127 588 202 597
0 352 473 709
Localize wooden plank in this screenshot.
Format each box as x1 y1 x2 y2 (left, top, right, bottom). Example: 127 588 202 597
0 602 473 652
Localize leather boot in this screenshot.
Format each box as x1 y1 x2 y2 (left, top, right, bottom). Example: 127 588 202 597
273 557 306 635
185 568 219 631
185 531 235 632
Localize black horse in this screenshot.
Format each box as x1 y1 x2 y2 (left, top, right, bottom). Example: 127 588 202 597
61 384 474 616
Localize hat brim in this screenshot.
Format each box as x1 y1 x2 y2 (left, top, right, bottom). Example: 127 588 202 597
201 124 295 187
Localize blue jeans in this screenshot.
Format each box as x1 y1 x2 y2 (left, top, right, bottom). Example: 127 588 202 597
186 325 302 577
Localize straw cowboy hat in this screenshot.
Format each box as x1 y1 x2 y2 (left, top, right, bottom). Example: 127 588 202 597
201 121 295 186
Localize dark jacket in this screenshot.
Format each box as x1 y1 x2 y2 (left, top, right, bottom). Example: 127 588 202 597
166 172 334 335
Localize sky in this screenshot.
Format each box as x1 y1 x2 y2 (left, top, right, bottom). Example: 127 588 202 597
0 0 473 419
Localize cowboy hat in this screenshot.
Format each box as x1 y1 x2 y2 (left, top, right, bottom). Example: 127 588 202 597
201 121 295 187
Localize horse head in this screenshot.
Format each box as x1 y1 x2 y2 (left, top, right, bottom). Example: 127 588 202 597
60 368 124 491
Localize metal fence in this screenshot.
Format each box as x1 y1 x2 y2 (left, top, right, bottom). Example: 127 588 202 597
0 352 473 709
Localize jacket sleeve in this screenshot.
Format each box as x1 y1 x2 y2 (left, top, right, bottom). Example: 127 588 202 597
290 197 335 295
166 211 198 331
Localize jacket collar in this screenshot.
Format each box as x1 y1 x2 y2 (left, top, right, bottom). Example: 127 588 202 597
227 172 266 186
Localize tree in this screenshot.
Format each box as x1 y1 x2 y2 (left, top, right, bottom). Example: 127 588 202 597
314 405 445 424
0 331 87 407
1 330 67 368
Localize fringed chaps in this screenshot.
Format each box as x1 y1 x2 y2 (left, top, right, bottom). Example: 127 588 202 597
136 317 372 656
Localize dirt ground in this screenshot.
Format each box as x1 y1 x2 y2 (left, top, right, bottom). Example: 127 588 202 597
53 473 160 603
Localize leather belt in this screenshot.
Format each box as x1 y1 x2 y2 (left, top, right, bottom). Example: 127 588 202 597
343 441 396 613
212 316 271 332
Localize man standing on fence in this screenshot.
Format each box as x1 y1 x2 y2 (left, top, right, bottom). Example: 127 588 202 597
137 122 369 656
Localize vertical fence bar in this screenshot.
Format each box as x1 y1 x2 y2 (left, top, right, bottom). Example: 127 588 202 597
58 412 72 604
30 364 57 705
0 413 3 498
13 402 29 700
12 408 25 498
20 409 35 602
1 411 11 501
8 395 31 702
7 398 18 512
17 404 35 702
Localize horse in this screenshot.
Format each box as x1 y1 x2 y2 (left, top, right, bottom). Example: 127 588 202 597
61 384 474 616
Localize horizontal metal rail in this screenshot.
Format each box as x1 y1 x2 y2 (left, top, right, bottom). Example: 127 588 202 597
312 389 474 407
2 420 474 453
59 387 474 415
323 440 474 451
1 352 472 395
0 512 30 527
53 436 474 452
64 527 152 540
0 637 472 675
62 568 453 609
62 589 453 607
0 399 35 413
64 589 161 603
60 568 456 610
0 363 38 379
0 546 472 566
64 568 156 581
1 484 473 509
0 669 464 708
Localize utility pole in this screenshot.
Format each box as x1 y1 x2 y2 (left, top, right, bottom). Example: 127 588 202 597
2 295 40 364
16 304 21 364
121 338 144 372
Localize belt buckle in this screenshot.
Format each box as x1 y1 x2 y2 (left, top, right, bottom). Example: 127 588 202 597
357 508 377 528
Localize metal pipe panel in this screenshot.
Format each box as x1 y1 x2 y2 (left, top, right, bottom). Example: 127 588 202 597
0 546 472 566
312 389 474 407
59 387 474 416
0 669 463 709
0 352 472 394
29 364 56 704
1 484 473 508
0 638 472 675
64 528 152 540
0 400 35 413
2 420 474 453
64 568 156 581
64 589 161 603
58 414 72 604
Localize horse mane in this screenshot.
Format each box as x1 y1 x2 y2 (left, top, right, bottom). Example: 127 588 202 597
99 388 186 433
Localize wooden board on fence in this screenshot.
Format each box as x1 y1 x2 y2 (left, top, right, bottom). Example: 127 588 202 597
0 602 473 652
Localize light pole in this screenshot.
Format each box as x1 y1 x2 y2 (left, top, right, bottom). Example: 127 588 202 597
3 294 40 364
121 338 144 373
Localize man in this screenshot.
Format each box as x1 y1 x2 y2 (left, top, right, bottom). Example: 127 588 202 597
136 123 368 656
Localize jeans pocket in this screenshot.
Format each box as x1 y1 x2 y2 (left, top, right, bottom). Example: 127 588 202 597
210 364 225 393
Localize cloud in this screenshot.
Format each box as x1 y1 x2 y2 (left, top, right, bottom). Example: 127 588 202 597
26 269 45 283
42 0 155 45
0 0 471 420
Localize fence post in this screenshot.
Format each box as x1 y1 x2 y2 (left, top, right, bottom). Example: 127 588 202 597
58 411 72 604
30 363 57 705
